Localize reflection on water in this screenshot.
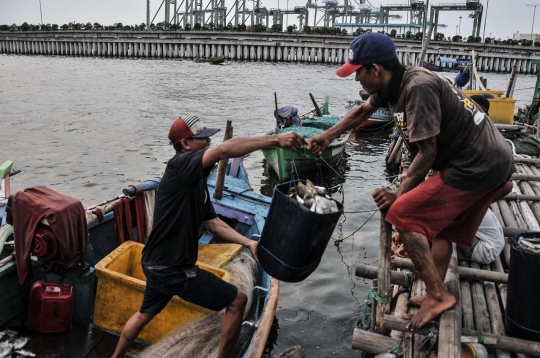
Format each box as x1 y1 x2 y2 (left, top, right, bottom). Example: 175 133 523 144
1 54 537 357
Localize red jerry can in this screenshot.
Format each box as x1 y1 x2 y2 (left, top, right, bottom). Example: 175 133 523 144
28 280 73 333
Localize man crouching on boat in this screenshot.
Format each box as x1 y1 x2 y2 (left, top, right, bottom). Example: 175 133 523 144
307 33 515 332
112 115 304 358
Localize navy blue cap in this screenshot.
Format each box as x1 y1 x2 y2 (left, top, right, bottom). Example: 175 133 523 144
336 33 398 77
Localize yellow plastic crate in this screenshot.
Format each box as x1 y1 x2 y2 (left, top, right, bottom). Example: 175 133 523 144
486 97 516 125
463 89 505 98
93 241 240 343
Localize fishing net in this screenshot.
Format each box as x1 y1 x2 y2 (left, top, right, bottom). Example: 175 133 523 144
266 115 342 139
136 250 258 358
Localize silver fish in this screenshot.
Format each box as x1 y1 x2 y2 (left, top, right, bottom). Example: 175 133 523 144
15 350 36 357
13 337 29 350
0 347 11 358
0 341 12 350
313 195 338 214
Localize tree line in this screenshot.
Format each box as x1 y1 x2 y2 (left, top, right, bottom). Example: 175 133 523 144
0 21 346 35
2 22 537 46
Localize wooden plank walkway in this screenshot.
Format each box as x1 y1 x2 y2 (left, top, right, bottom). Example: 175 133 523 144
353 150 540 357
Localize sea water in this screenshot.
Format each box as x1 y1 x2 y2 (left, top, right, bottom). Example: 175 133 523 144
1 54 536 356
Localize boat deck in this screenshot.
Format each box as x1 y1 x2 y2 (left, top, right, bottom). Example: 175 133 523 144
3 323 148 358
353 144 540 357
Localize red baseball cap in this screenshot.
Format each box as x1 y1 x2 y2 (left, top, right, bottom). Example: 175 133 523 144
168 115 220 144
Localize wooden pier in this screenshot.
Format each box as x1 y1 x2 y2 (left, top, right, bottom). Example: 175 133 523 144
0 31 538 73
354 128 540 357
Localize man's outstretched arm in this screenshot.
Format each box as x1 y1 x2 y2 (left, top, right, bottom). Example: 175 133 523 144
202 131 304 169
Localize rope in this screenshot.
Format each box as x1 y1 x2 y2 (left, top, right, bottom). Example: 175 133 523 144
360 287 392 329
335 209 378 243
476 329 484 344
388 338 404 357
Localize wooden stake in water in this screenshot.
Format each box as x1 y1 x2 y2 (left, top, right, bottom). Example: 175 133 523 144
374 210 392 331
214 120 233 200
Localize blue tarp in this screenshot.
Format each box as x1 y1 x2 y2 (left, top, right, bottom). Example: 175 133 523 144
438 56 470 64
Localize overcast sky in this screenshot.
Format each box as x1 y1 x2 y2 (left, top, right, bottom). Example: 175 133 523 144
0 0 534 39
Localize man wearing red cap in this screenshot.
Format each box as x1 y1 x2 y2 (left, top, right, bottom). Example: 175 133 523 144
308 33 515 332
112 115 304 358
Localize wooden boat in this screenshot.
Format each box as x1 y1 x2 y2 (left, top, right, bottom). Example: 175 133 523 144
422 56 470 73
262 110 351 182
194 55 225 64
345 99 393 130
0 157 278 358
422 61 461 73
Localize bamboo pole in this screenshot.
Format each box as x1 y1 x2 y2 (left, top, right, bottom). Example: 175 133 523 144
511 174 540 182
390 272 410 339
469 261 492 333
482 263 511 358
387 138 403 165
491 202 505 226
517 181 540 224
491 257 507 310
506 65 518 98
417 23 434 67
213 120 233 200
390 258 509 284
514 157 540 165
498 200 518 228
503 193 540 202
494 124 528 130
351 328 399 354
414 280 428 358
386 139 397 161
375 210 393 331
438 245 461 358
383 315 540 357
509 200 529 229
459 261 474 330
513 186 540 230
274 92 280 134
370 279 378 331
403 278 423 358
471 50 487 90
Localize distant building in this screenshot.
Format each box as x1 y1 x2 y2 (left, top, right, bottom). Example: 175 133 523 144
513 32 540 41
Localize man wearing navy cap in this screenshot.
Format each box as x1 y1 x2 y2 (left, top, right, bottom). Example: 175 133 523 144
308 33 515 331
113 115 304 358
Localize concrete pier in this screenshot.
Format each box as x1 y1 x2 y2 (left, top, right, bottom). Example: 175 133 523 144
1 31 538 73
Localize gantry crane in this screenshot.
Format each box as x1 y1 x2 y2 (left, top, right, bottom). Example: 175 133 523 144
379 0 425 25
429 0 483 38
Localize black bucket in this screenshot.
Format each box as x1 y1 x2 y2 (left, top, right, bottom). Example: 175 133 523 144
505 231 540 342
257 180 343 283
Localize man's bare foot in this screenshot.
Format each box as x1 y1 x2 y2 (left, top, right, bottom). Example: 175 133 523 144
406 295 425 307
401 292 456 331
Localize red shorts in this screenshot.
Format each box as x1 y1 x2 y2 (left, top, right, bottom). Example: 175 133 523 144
386 173 501 247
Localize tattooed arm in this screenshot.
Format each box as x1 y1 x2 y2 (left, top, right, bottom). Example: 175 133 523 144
397 136 437 196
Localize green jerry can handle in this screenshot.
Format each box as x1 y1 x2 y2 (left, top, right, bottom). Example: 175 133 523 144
0 161 13 180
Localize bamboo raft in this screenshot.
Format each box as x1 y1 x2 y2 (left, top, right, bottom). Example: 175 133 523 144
353 126 540 358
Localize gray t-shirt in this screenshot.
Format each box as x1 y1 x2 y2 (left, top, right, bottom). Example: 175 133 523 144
457 209 505 264
372 67 515 191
